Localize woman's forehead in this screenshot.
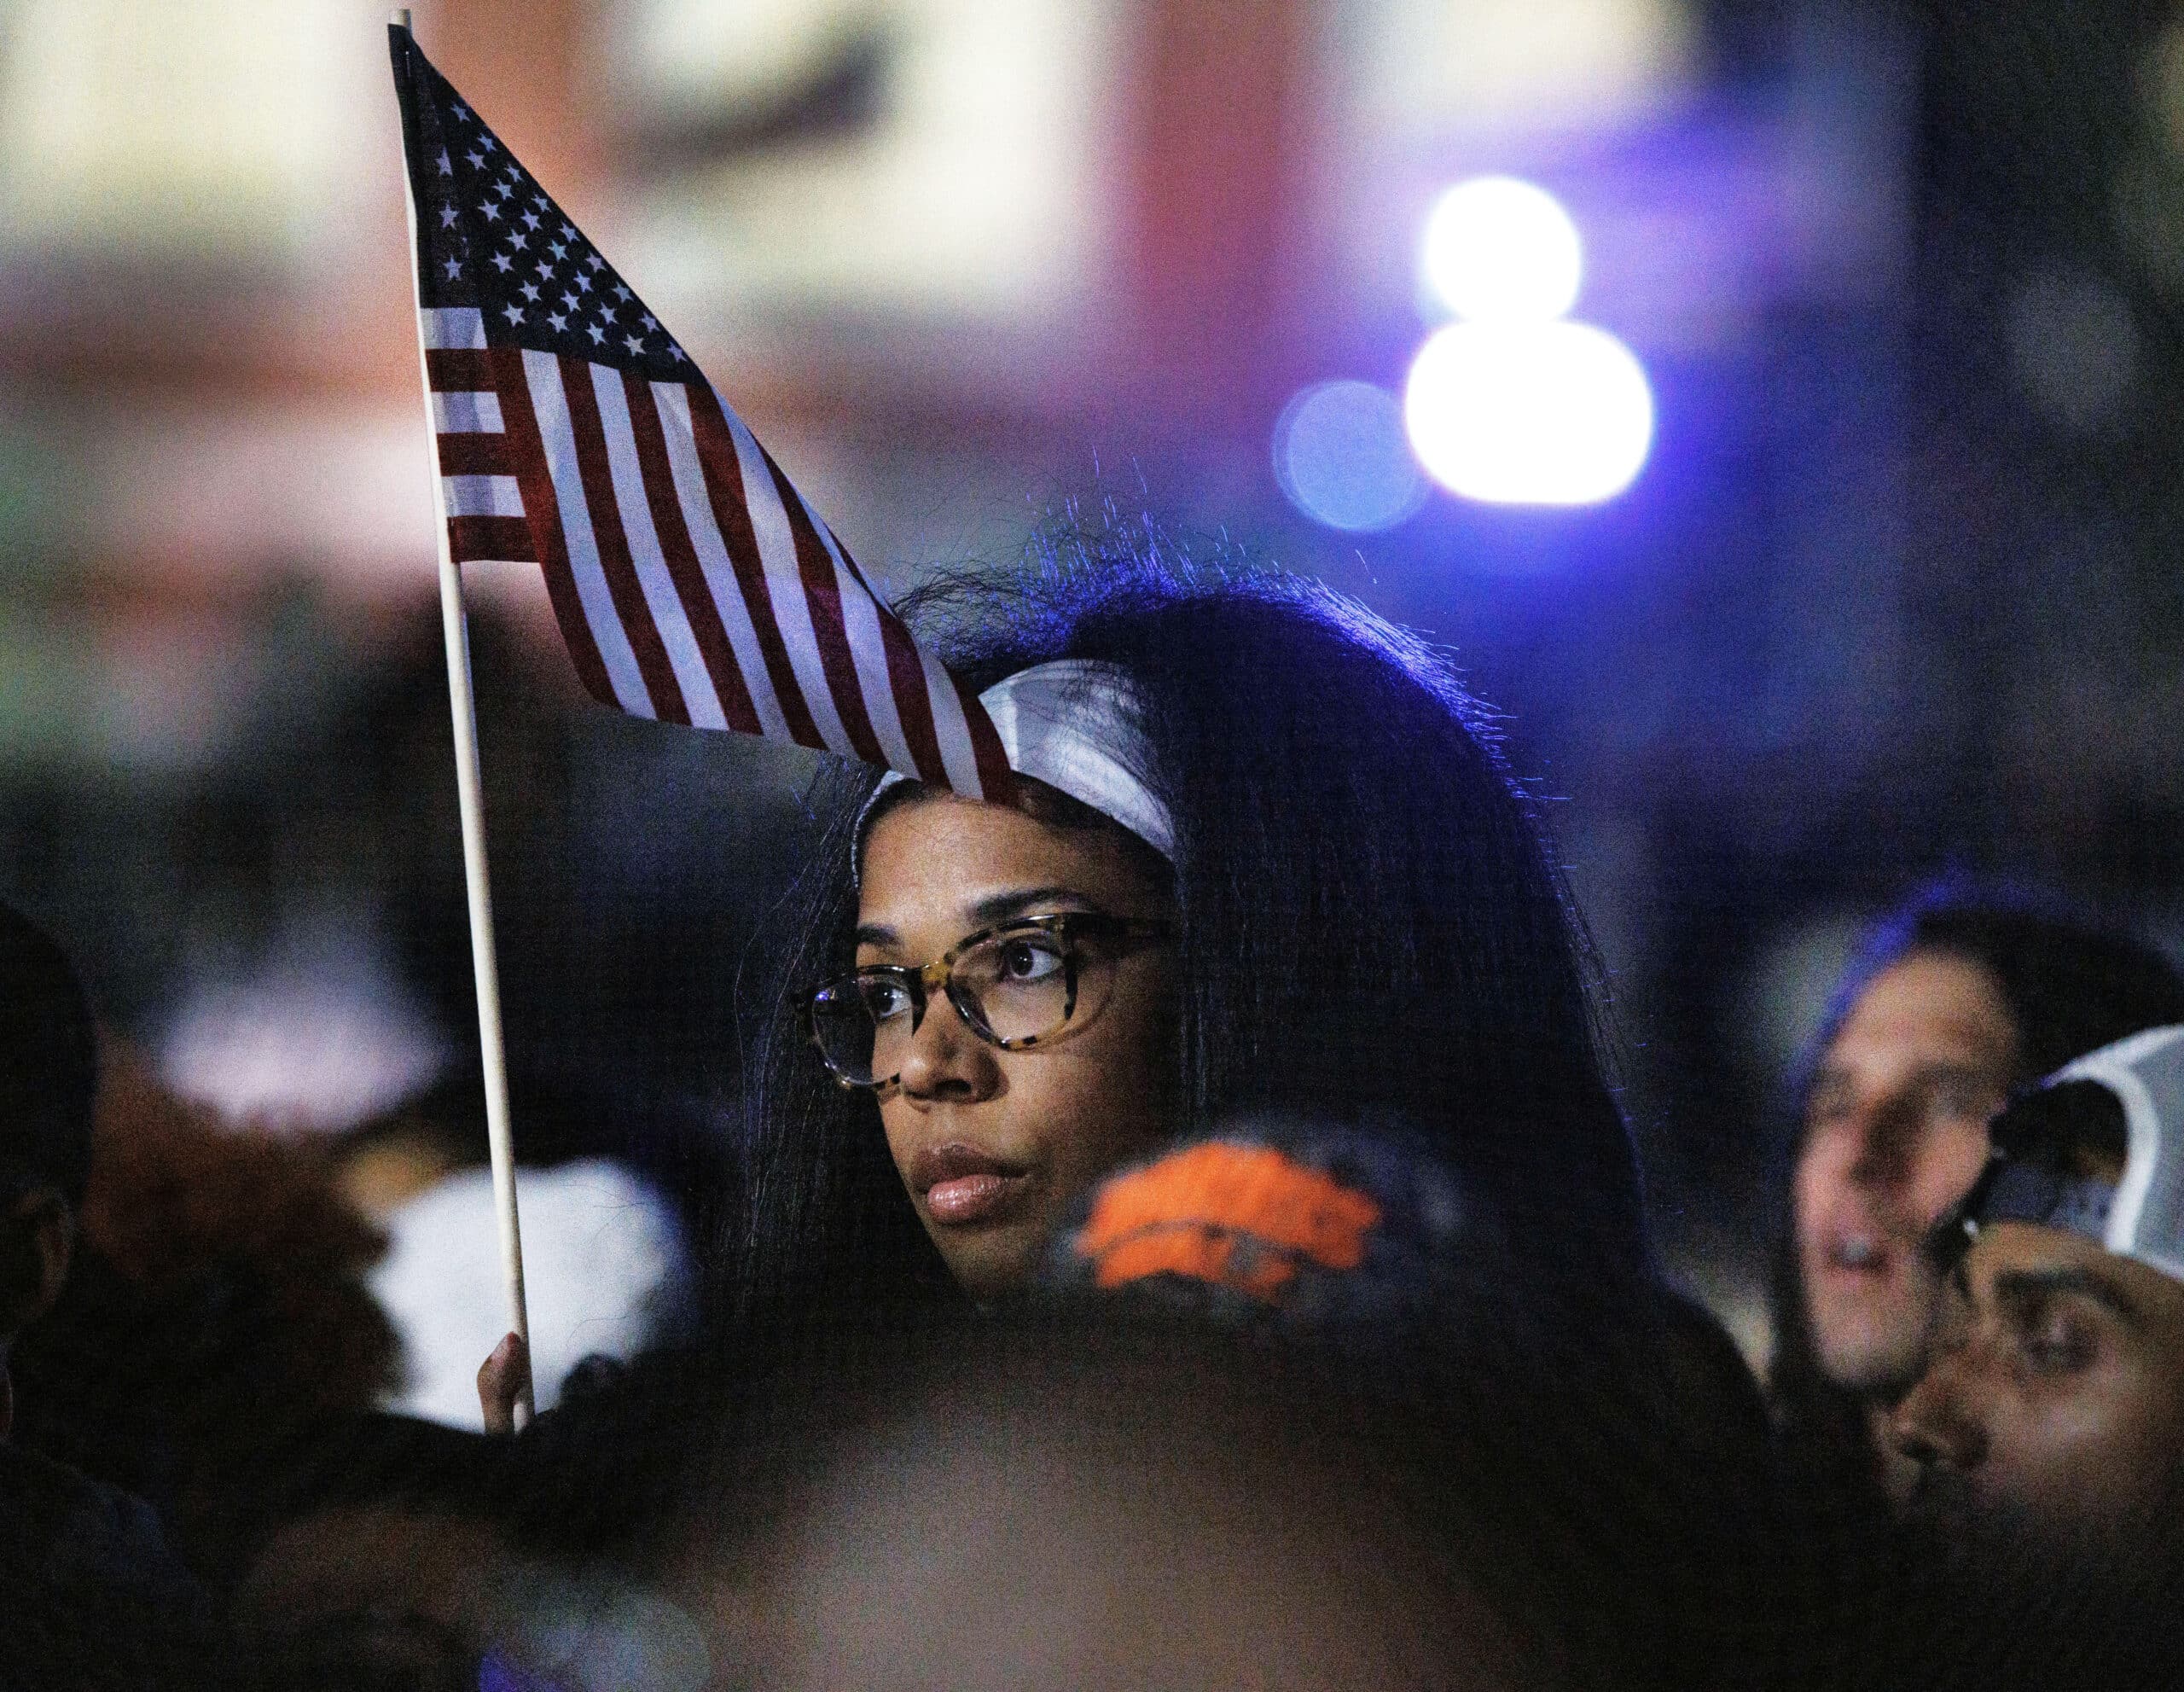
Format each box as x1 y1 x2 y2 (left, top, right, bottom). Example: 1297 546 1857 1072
857 794 1163 930
860 794 1109 895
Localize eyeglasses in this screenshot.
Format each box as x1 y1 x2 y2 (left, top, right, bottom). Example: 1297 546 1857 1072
799 912 1176 1090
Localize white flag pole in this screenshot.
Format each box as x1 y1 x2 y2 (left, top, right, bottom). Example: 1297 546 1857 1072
392 7 533 1428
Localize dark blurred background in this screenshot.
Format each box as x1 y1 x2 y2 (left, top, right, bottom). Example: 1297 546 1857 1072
0 0 2178 1361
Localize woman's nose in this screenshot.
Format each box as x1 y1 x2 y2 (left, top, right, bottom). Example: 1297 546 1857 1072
897 990 1001 1103
1892 1360 1990 1476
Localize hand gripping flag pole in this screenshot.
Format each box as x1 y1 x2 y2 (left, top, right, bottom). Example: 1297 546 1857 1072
386 13 1016 1416
391 9 533 1428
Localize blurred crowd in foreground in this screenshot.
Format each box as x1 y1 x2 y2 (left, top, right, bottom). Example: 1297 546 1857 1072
7 546 2184 1691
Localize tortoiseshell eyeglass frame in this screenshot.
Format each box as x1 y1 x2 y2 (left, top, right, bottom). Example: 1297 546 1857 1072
798 911 1176 1090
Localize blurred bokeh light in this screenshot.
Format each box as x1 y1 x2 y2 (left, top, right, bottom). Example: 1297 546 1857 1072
1403 320 1653 506
1272 378 1426 532
1420 177 1583 323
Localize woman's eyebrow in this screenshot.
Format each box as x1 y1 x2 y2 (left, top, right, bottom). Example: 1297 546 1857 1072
966 886 1095 927
851 922 900 949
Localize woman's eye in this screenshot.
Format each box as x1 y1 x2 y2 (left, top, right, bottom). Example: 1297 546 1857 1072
997 939 1066 982
861 978 912 1019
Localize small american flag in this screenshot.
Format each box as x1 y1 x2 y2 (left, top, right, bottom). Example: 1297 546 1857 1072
389 23 1011 798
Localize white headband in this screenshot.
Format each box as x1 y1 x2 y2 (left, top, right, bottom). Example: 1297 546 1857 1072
864 659 1174 860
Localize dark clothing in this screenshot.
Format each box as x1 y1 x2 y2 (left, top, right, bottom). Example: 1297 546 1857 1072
0 1441 227 1690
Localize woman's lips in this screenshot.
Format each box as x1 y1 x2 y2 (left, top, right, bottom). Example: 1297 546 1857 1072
911 1143 1030 1228
926 1171 1027 1225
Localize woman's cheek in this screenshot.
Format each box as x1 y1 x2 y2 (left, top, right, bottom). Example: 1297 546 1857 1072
1064 1029 1171 1176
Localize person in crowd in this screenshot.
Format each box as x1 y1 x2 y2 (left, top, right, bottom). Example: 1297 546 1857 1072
1884 1026 2184 1689
0 898 231 1685
728 544 1656 1346
694 1311 1578 1692
1768 887 2184 1507
0 900 96 1428
1044 1116 1791 1689
8 993 404 1589
638 1115 1788 1692
422 541 1780 1676
392 544 1780 1684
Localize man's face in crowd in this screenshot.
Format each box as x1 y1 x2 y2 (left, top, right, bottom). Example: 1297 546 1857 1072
1892 1222 2184 1551
1793 951 2020 1394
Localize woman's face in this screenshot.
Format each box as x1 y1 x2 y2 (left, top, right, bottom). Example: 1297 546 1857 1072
856 793 1179 1298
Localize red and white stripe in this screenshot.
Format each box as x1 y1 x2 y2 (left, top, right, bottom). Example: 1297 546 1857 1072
417 306 1008 798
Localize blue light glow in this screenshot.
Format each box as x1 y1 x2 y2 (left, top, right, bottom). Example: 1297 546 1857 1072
1403 321 1654 506
1273 379 1429 532
1420 177 1583 323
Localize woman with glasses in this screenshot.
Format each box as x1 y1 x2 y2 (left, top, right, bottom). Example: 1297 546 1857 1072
723 539 1653 1338
424 544 1781 1691
804 804 1181 1300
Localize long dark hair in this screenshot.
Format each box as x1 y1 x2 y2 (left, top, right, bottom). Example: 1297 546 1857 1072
1767 881 2184 1485
723 541 1647 1344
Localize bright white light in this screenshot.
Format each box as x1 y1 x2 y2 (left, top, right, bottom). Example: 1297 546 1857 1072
1421 177 1583 322
1273 380 1429 532
1404 321 1654 506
